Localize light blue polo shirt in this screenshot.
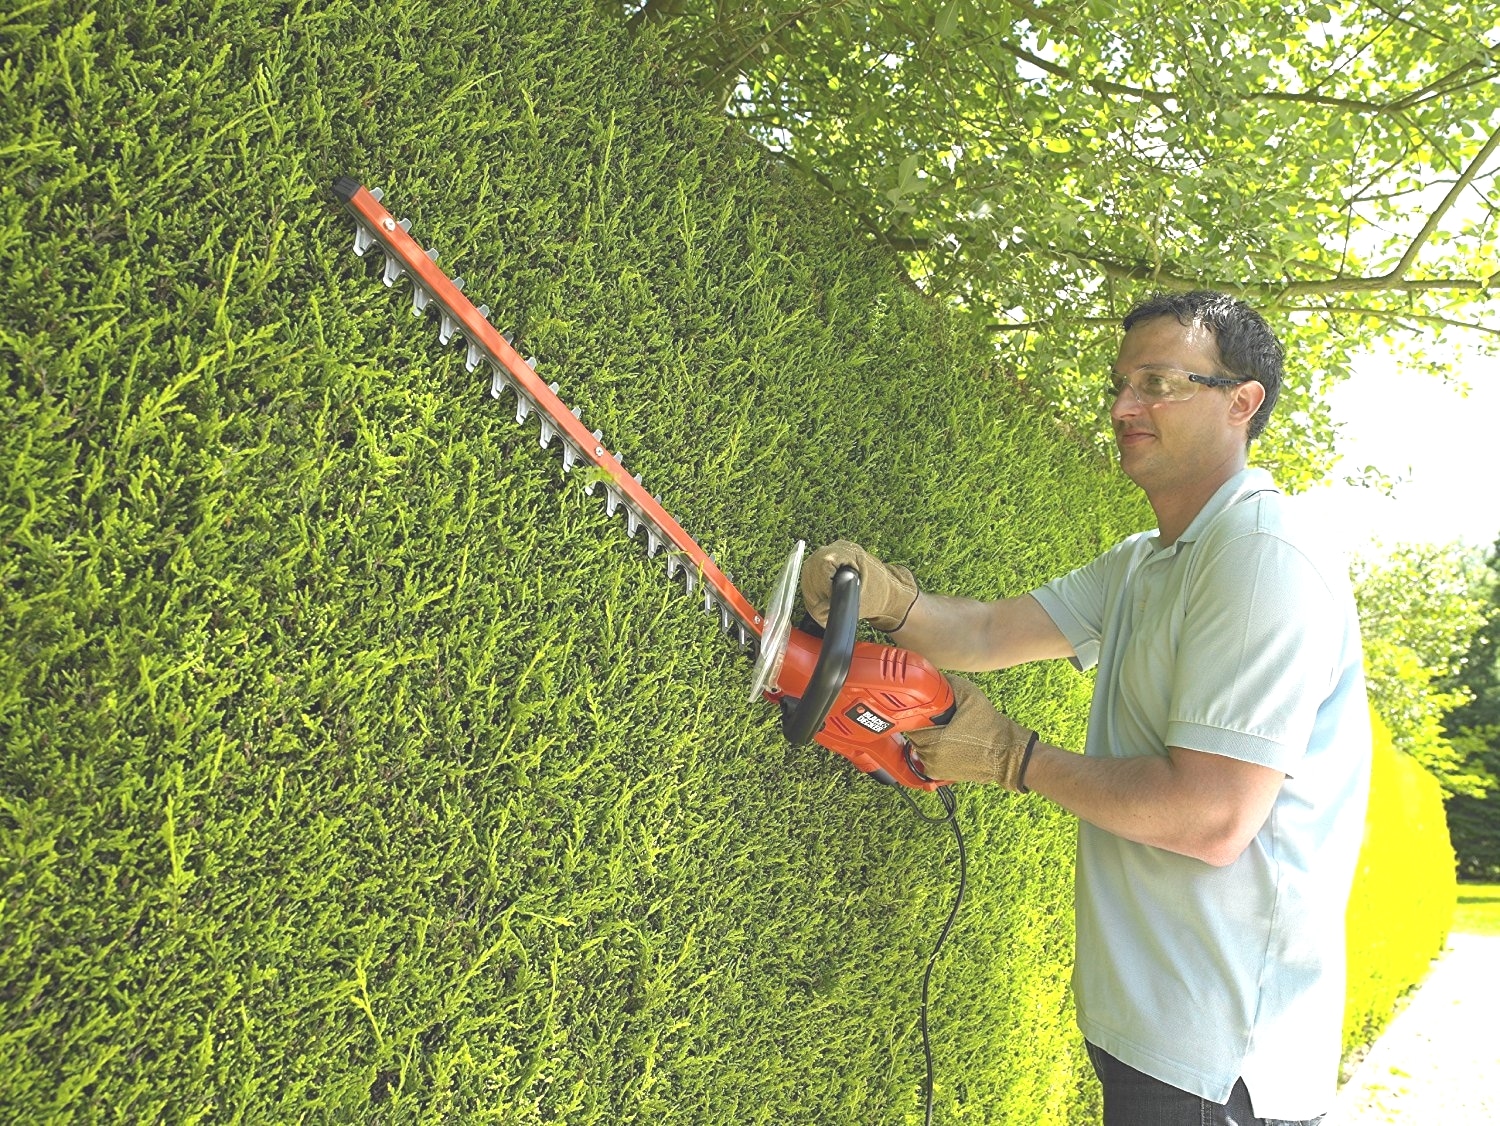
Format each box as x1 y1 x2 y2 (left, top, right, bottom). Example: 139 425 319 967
1031 468 1371 1120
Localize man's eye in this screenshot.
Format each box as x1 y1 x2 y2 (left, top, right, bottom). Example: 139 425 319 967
1140 374 1173 397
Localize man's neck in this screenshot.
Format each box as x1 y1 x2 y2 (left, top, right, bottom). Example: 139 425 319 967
1148 457 1249 547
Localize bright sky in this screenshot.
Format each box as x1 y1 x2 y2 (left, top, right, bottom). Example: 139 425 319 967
1292 343 1500 560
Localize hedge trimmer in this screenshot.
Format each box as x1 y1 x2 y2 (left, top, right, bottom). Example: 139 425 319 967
329 176 957 790
330 178 965 1123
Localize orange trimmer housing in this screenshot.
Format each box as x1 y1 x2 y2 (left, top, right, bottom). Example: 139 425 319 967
759 566 955 790
766 628 955 789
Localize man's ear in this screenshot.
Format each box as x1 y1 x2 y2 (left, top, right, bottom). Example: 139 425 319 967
1228 380 1266 429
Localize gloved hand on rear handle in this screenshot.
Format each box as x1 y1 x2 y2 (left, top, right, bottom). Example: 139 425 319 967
801 540 920 633
906 675 1038 791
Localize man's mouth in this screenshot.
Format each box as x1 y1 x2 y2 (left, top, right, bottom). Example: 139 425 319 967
1115 428 1154 446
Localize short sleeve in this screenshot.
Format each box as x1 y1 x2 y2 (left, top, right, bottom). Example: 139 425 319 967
1032 538 1140 671
1166 531 1343 773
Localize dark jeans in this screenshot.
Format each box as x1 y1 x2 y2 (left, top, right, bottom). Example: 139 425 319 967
1087 1043 1325 1126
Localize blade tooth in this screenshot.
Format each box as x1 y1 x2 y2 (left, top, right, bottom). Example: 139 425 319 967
736 623 749 648
370 187 384 202
439 311 457 344
539 416 555 449
504 331 516 345
646 526 661 556
411 284 431 316
605 486 621 517
703 587 715 613
381 254 404 287
516 394 532 425
399 218 413 234
721 605 734 633
571 405 582 420
626 505 641 537
489 362 511 400
549 380 561 397
526 356 538 370
667 553 682 579
451 276 466 293
684 569 696 595
562 442 579 472
353 223 376 257
458 305 489 369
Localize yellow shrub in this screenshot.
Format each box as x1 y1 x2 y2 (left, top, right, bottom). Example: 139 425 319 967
1342 707 1456 1058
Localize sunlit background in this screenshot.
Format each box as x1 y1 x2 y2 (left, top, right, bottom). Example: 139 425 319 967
1295 342 1499 559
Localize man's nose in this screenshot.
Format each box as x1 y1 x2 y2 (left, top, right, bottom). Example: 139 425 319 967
1111 382 1147 420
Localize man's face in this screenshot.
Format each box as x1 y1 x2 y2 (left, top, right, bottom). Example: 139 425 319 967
1109 317 1255 493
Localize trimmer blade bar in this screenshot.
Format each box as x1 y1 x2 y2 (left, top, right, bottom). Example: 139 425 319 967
332 177 764 647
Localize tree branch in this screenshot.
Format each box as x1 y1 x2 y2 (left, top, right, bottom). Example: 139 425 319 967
971 24 1496 122
1028 123 1500 301
992 38 1175 107
1386 123 1500 282
1287 305 1500 339
1022 242 1498 301
989 316 1122 331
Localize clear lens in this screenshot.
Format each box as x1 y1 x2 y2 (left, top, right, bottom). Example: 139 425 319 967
1107 367 1203 408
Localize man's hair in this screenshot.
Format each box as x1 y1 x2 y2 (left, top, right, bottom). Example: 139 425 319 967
1121 290 1283 440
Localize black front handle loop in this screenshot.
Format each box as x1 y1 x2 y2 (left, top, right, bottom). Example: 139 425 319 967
780 566 861 746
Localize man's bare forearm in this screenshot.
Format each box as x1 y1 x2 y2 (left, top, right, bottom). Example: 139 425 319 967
892 590 1073 672
1024 740 1285 867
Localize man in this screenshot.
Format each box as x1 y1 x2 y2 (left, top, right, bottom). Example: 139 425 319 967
801 291 1370 1125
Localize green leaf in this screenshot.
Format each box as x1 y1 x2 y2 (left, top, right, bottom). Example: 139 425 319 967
936 0 961 39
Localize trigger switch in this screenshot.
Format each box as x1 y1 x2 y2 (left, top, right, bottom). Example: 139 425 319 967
904 743 935 783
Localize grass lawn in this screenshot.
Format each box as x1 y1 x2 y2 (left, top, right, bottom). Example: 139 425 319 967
1454 884 1500 935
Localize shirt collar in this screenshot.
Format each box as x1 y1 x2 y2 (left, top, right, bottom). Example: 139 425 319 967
1171 466 1280 548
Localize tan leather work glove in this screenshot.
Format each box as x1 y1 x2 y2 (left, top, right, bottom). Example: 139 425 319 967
801 540 920 632
906 676 1039 791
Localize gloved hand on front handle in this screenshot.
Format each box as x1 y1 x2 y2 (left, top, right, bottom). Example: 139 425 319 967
801 540 920 633
906 675 1039 791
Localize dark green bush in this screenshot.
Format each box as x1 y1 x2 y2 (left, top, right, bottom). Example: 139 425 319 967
1 2 1138 1121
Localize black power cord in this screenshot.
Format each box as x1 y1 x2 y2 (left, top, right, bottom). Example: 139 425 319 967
896 783 967 1126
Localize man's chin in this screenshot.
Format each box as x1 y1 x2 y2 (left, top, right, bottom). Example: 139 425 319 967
1115 444 1151 484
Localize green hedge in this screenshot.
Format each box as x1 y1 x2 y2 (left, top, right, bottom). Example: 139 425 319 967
1341 710 1457 1063
2 2 1139 1121
0 1 1454 1122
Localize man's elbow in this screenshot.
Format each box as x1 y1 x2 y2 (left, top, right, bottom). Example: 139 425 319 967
1193 836 1252 868
1175 814 1262 868
1159 752 1282 867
